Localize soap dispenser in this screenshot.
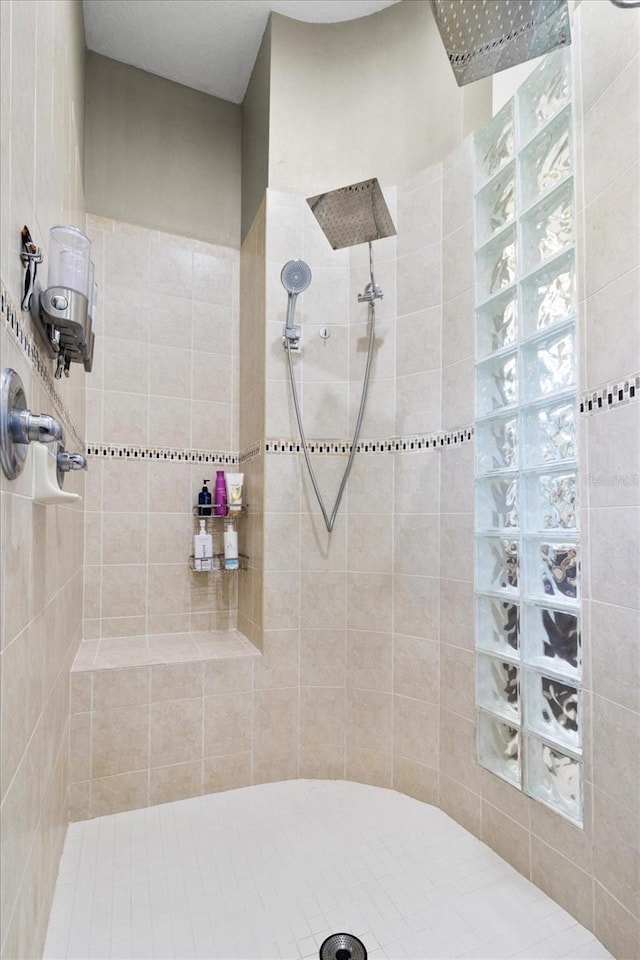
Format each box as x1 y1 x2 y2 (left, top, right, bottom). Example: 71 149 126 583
198 479 212 516
194 519 213 572
223 519 239 570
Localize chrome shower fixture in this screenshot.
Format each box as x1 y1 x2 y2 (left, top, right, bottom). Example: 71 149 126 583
430 0 571 86
280 259 312 350
306 178 396 250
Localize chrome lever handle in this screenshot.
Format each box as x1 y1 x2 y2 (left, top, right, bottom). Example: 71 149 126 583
10 410 63 444
57 451 87 472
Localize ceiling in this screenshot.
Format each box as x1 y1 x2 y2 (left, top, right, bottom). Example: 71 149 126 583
83 0 402 104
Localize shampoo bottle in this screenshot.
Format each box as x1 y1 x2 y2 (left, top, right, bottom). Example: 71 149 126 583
198 479 212 517
194 519 213 572
214 470 227 516
223 520 239 570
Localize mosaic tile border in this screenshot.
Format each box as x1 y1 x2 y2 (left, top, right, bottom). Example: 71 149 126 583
84 430 476 465
82 373 640 469
1 283 85 452
85 443 238 464
239 442 262 463
579 373 639 416
264 427 475 455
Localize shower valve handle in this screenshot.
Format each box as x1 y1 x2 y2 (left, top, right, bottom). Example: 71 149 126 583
357 282 383 303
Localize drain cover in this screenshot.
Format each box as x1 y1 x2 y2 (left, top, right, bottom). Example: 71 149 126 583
319 932 367 960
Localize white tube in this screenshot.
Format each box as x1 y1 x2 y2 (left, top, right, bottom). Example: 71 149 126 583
225 472 244 513
224 522 239 570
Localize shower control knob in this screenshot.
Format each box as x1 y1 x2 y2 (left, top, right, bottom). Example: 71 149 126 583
12 410 64 444
57 451 87 472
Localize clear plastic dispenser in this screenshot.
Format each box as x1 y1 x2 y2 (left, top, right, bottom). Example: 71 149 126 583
28 224 95 377
48 225 91 298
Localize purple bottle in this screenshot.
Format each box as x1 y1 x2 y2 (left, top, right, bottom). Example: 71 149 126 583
214 470 227 516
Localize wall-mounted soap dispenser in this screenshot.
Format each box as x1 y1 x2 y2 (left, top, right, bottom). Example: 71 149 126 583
21 224 96 379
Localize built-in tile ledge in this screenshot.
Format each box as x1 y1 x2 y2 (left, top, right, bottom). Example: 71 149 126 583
72 630 260 672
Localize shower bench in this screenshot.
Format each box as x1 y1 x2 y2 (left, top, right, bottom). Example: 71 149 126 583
69 630 261 821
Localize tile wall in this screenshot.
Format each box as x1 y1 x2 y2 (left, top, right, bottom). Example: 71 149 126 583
238 200 266 648
577 2 640 954
433 6 640 958
41 1 636 955
250 6 639 957
0 2 87 958
82 217 241 640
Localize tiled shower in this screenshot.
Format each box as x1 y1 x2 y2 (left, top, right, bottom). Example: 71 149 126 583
1 1 639 959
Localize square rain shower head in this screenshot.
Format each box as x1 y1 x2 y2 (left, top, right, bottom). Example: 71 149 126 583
306 178 397 250
431 0 571 86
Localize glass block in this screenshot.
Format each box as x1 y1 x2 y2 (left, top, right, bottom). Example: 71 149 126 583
525 735 581 821
476 414 518 475
475 161 516 247
524 670 580 750
522 397 576 468
521 325 576 403
476 536 519 595
518 48 571 144
477 595 519 657
477 653 519 721
523 603 580 678
476 351 518 416
476 476 519 532
475 290 517 360
478 711 521 787
476 227 517 302
521 181 573 275
524 537 579 604
475 100 515 184
523 468 577 533
520 106 572 209
521 248 575 336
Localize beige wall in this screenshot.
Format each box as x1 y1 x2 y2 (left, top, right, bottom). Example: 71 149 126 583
267 3 491 199
84 54 242 248
82 216 240 640
0 1 87 957
241 26 271 242
238 201 266 647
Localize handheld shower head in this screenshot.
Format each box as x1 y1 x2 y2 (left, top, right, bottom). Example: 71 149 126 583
281 260 311 295
281 260 311 348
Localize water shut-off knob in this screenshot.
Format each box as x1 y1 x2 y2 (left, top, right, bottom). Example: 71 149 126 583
57 451 87 472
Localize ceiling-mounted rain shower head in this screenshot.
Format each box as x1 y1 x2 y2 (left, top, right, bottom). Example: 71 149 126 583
306 178 396 251
430 0 571 87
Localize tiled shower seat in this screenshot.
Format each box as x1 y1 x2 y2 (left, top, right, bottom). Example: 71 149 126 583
69 632 262 821
73 630 259 670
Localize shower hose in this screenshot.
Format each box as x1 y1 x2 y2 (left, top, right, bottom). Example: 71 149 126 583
284 242 378 533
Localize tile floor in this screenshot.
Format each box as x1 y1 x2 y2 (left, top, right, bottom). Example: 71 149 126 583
44 780 611 960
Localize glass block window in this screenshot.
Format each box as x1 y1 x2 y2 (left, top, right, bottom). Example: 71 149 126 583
474 48 582 824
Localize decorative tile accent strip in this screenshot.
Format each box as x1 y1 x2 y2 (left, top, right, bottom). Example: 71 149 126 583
579 372 640 416
85 443 238 464
264 427 475 455
1 283 86 451
239 441 262 463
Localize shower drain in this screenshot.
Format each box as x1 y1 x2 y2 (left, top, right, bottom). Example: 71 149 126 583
318 932 367 960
